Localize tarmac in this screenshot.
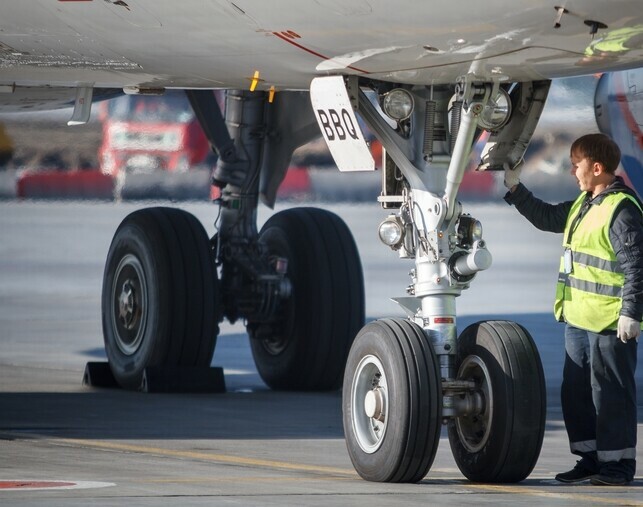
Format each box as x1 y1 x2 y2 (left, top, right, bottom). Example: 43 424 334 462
0 200 641 506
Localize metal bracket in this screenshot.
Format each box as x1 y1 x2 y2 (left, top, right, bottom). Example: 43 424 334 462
67 86 93 126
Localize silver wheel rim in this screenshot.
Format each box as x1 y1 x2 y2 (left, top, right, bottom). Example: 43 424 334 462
351 354 388 454
455 355 493 453
111 253 148 355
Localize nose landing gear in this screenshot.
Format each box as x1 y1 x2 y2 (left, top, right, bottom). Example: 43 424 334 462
336 75 548 483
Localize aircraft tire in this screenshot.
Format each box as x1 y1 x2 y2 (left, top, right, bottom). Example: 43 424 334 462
102 207 219 390
447 320 546 482
248 207 364 390
342 318 442 482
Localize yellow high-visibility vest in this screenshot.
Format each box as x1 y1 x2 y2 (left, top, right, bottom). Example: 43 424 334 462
554 191 643 332
584 25 643 56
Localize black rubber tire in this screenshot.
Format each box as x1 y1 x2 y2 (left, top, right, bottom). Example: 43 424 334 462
101 207 219 389
447 320 546 482
343 318 442 483
248 207 364 390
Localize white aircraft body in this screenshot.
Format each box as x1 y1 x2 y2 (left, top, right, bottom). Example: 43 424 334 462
2 0 643 484
1 1 642 91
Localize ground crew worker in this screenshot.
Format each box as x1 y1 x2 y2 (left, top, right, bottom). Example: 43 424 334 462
503 133 641 486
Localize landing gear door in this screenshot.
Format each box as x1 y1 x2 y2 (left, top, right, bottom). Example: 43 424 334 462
310 76 375 172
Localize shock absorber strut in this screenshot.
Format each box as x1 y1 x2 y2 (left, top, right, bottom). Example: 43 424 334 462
203 90 288 323
217 89 266 240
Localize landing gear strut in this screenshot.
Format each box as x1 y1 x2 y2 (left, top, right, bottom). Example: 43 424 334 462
333 75 549 483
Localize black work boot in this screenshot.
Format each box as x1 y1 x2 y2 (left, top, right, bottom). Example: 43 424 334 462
590 461 634 486
590 474 631 486
555 460 598 483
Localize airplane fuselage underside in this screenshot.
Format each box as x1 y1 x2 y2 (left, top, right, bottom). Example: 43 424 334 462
2 0 643 96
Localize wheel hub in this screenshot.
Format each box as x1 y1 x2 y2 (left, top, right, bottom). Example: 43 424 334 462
364 388 386 422
351 355 389 454
111 253 147 356
454 355 493 453
261 334 288 356
118 280 138 329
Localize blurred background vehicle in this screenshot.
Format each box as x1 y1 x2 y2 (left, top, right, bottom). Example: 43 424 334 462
98 91 213 178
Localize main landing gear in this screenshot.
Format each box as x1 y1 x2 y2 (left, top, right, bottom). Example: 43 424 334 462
101 89 364 391
334 75 550 483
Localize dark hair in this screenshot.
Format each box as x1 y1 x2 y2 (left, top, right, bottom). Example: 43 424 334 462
570 133 621 173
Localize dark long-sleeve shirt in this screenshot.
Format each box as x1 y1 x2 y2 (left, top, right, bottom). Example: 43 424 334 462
504 177 643 321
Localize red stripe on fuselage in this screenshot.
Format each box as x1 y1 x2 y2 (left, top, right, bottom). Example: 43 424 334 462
272 32 369 74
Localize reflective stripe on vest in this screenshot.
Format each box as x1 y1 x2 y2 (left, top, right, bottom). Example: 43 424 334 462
554 191 642 332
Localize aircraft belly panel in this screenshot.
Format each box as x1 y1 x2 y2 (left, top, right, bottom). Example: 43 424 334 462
1 0 643 90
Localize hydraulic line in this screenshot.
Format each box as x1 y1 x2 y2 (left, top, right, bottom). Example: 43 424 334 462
423 100 436 160
450 101 463 155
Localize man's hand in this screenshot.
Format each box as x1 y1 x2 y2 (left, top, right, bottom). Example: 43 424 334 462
503 161 523 190
617 315 640 343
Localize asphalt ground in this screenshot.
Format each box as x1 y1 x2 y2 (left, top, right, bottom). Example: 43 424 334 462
0 200 641 506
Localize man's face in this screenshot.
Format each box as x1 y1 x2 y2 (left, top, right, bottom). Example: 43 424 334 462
570 150 599 193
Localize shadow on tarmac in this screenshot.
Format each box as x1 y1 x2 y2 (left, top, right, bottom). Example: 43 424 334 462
1 313 640 444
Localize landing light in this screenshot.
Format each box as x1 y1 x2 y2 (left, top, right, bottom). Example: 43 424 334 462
382 88 414 121
457 216 483 247
478 88 511 131
378 216 404 249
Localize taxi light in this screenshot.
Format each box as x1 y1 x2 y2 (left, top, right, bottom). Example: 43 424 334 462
469 220 483 242
457 216 483 247
378 216 404 249
478 88 511 131
382 88 414 121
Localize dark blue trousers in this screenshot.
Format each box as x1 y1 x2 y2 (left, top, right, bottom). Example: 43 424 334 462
561 324 637 480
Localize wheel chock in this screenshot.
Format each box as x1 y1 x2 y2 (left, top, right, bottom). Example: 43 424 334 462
83 362 119 388
141 366 226 393
83 362 227 393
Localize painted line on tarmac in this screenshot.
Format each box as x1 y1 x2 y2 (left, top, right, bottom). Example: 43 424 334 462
56 438 359 477
0 480 114 492
56 438 642 505
144 476 355 484
56 438 461 480
467 484 643 506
